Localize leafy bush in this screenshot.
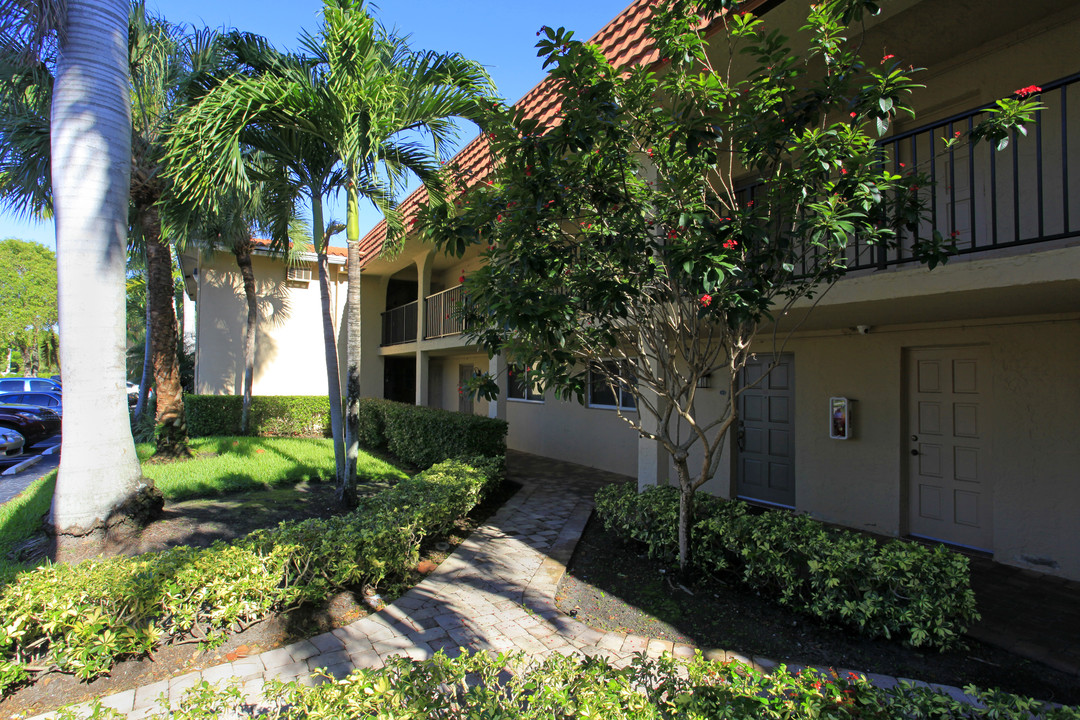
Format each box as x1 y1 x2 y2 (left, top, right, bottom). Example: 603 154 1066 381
185 395 331 437
52 651 1080 720
0 458 499 695
356 398 508 468
595 483 979 650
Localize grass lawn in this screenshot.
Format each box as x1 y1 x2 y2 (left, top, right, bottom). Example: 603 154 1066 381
136 436 408 501
0 438 409 578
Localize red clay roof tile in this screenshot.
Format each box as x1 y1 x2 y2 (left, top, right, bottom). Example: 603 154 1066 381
357 0 761 267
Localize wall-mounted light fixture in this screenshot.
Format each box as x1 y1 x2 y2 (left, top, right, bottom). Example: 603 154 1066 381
697 374 712 389
856 325 871 335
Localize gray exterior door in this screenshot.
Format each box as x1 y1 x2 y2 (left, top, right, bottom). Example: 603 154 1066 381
907 347 992 551
737 355 796 508
458 364 474 414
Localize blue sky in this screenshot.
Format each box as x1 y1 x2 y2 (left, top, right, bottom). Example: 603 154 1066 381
1 0 632 249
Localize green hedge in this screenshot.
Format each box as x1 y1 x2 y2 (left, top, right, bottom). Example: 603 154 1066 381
356 398 508 468
186 397 508 467
186 395 331 437
0 457 501 695
52 651 1080 720
594 484 979 651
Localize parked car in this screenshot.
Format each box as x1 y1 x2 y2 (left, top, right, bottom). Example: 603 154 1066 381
0 427 24 459
0 403 61 448
0 390 62 417
0 377 61 393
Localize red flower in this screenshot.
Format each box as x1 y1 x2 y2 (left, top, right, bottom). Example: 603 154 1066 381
880 54 895 63
899 162 905 168
950 230 960 239
1015 85 1043 98
699 293 712 308
849 111 857 118
496 214 503 222
723 238 738 250
840 168 849 175
954 131 962 138
459 274 465 284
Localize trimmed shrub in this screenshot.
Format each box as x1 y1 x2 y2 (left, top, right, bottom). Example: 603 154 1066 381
594 483 980 651
51 652 1080 720
0 458 499 695
186 397 507 467
185 395 331 438
356 398 507 468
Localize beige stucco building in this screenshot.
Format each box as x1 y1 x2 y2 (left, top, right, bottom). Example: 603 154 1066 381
181 0 1080 581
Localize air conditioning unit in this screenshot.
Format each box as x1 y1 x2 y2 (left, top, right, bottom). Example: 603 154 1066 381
286 265 312 284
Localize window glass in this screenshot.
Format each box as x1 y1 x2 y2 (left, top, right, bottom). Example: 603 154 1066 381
29 380 53 391
588 360 636 409
507 366 543 402
0 380 20 391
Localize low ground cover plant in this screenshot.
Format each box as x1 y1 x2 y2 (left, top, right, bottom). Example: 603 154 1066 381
135 436 406 500
0 456 501 695
52 651 1080 719
594 484 979 651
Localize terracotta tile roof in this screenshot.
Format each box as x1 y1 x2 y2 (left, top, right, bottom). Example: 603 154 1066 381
358 0 766 267
251 237 348 259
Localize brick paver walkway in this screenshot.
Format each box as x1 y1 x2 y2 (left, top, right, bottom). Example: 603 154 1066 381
28 452 982 718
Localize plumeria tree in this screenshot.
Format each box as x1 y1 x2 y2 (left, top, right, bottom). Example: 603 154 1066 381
423 0 1042 570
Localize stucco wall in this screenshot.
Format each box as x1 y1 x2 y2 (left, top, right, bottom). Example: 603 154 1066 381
505 391 639 478
669 312 1080 580
194 250 347 396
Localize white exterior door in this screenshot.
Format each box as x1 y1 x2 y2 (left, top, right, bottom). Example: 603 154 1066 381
906 346 993 551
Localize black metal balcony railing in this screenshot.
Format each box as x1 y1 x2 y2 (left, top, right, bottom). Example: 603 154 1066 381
381 300 417 346
778 72 1080 275
424 284 468 340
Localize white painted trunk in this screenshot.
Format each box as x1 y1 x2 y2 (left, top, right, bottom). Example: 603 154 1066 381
49 0 145 534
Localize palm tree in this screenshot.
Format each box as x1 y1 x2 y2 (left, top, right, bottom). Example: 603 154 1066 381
169 166 307 434
166 0 493 503
127 2 218 458
0 0 151 540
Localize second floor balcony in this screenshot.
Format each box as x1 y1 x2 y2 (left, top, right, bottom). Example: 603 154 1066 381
381 284 469 347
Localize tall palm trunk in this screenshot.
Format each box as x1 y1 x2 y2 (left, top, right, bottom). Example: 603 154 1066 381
311 194 345 487
141 205 189 457
134 297 153 418
341 181 361 508
49 0 152 540
233 237 258 434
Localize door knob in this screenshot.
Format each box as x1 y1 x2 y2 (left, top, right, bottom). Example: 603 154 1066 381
910 449 919 456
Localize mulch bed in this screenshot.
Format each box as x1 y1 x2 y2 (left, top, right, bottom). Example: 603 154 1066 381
554 514 1080 706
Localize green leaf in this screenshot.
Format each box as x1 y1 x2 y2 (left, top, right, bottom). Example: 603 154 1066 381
878 96 893 114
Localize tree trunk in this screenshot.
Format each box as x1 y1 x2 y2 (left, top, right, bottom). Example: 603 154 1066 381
233 238 257 435
142 206 189 458
134 296 153 419
675 458 694 574
311 195 346 488
48 0 158 543
3 348 10 374
341 182 361 508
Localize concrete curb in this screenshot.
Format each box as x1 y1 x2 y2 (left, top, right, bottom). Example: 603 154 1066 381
1 454 42 476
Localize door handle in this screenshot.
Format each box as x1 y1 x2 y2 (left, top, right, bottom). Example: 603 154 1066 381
910 449 919 456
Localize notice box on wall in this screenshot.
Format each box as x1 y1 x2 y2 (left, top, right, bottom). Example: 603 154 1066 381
830 396 851 440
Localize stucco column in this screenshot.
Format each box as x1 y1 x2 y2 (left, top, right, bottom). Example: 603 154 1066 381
416 350 430 406
488 352 507 420
637 402 669 490
415 249 434 342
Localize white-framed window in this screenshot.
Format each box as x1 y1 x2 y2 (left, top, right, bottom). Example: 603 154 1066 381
507 365 544 402
588 360 636 410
